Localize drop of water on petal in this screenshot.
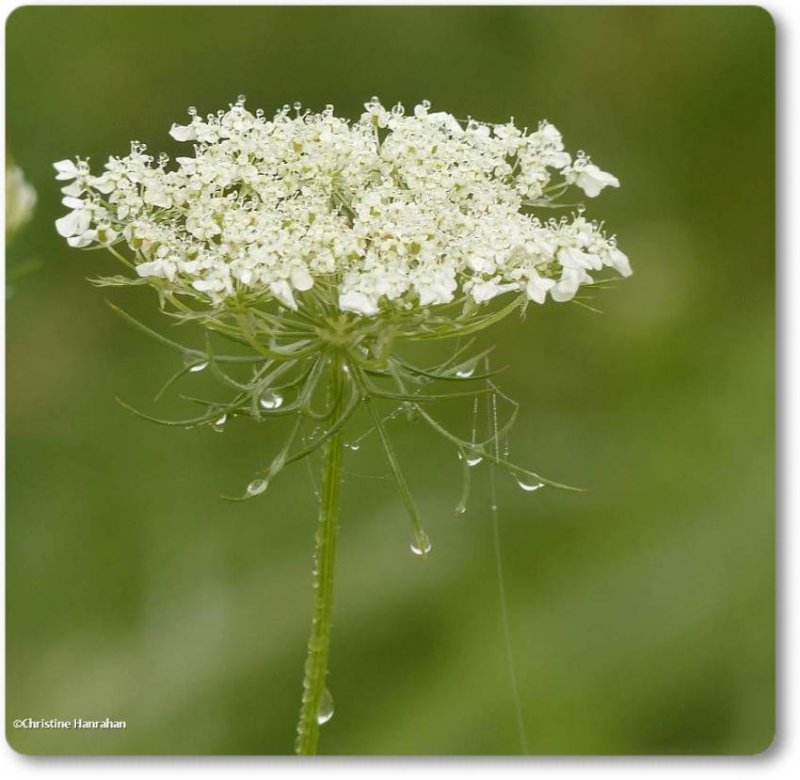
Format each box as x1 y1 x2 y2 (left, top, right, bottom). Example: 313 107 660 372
410 530 432 556
515 476 544 492
259 390 283 410
246 478 268 497
316 688 334 725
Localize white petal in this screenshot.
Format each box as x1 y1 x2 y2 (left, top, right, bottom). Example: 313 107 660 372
135 261 162 278
66 230 97 248
169 123 197 142
55 211 81 237
60 180 84 197
53 159 79 180
290 266 314 291
525 276 555 304
192 277 222 291
428 112 463 134
609 248 632 277
576 164 620 198
557 246 594 270
270 279 297 309
550 270 582 302
470 278 515 304
236 268 254 286
339 290 379 316
88 175 115 194
544 151 571 169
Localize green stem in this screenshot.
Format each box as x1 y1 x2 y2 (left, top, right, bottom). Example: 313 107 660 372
295 352 345 755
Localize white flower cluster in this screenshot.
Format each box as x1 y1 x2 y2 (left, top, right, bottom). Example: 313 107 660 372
54 98 630 315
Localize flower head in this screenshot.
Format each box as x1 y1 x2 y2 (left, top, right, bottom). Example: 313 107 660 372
54 98 630 323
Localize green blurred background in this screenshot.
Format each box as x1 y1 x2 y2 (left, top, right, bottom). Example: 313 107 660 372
5 6 774 755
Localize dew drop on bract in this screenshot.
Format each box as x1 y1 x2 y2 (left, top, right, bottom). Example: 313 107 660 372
410 530 432 556
455 364 476 379
246 478 268 497
515 476 544 492
259 390 283 410
316 688 334 725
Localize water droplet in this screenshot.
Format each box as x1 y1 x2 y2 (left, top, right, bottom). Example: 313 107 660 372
259 390 283 410
237 94 247 105
293 101 302 112
187 106 197 117
246 478 268 497
410 530 432 556
344 441 361 452
465 452 483 467
316 688 334 725
455 364 476 379
188 361 207 373
421 99 431 110
515 476 544 492
454 502 467 517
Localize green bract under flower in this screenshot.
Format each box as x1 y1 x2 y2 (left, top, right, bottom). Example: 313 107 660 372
54 98 631 324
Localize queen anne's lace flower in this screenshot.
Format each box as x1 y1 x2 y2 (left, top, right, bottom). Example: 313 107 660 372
54 98 629 315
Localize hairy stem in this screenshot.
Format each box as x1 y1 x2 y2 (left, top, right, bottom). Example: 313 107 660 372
295 352 345 755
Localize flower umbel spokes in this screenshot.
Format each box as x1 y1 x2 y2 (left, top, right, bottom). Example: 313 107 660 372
109 294 575 509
